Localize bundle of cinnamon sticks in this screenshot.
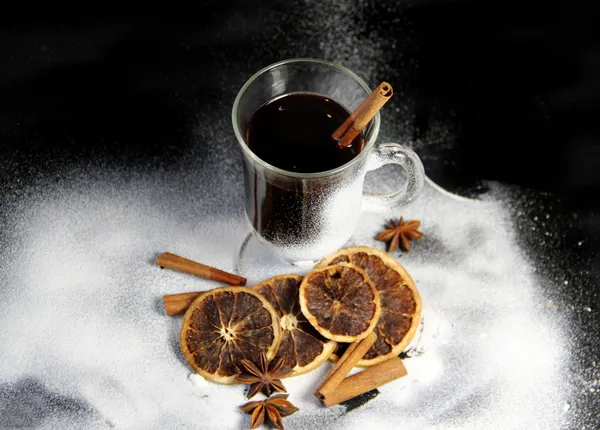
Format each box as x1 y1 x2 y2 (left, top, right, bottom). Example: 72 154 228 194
314 332 407 407
157 252 245 315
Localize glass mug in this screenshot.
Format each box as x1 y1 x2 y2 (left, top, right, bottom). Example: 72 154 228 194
232 58 425 265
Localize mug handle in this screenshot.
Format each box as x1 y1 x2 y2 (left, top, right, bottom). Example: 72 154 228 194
362 143 425 212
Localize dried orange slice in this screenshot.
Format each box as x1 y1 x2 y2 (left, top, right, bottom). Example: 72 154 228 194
317 246 422 366
254 274 336 377
299 263 381 343
180 286 281 384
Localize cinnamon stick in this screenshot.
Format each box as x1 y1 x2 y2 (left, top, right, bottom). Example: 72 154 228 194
163 291 203 316
315 331 377 397
316 357 407 407
316 342 360 392
156 252 246 286
332 82 393 149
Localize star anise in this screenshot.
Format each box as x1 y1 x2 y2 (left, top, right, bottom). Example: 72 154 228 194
235 353 291 399
376 217 423 252
240 394 299 430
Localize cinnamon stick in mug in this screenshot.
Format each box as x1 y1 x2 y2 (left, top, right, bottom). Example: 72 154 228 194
332 82 393 149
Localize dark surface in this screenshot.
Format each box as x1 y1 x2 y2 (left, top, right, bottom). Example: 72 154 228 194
0 379 107 428
1 0 599 427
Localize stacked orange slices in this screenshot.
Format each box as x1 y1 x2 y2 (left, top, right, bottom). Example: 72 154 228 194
179 246 422 383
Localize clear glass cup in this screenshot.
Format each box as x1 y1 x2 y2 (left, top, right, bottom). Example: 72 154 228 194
232 58 425 265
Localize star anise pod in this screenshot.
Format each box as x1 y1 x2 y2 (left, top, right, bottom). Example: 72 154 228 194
235 353 291 399
240 394 299 430
376 217 423 252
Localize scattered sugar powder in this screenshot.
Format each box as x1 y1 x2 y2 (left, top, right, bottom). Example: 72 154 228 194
0 164 577 429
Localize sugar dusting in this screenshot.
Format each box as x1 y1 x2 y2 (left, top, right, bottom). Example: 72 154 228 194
0 163 576 429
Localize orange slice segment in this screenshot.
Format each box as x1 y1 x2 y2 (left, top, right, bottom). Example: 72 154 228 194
254 274 336 377
180 286 281 384
299 263 381 343
317 246 422 366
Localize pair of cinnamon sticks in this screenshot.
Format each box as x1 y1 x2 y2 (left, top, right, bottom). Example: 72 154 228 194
157 252 245 315
315 332 407 407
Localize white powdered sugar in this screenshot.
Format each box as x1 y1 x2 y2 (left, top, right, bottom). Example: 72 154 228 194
0 164 571 429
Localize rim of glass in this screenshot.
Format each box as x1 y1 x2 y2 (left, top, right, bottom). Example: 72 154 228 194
232 58 381 178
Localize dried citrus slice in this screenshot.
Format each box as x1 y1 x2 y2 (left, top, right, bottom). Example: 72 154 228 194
317 246 422 366
180 286 281 384
254 274 336 377
299 263 381 343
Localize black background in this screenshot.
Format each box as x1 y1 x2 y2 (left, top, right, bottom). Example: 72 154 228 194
1 0 599 205
1 0 599 425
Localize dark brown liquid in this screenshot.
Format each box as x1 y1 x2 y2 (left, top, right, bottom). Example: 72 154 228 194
243 93 366 260
246 93 363 173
